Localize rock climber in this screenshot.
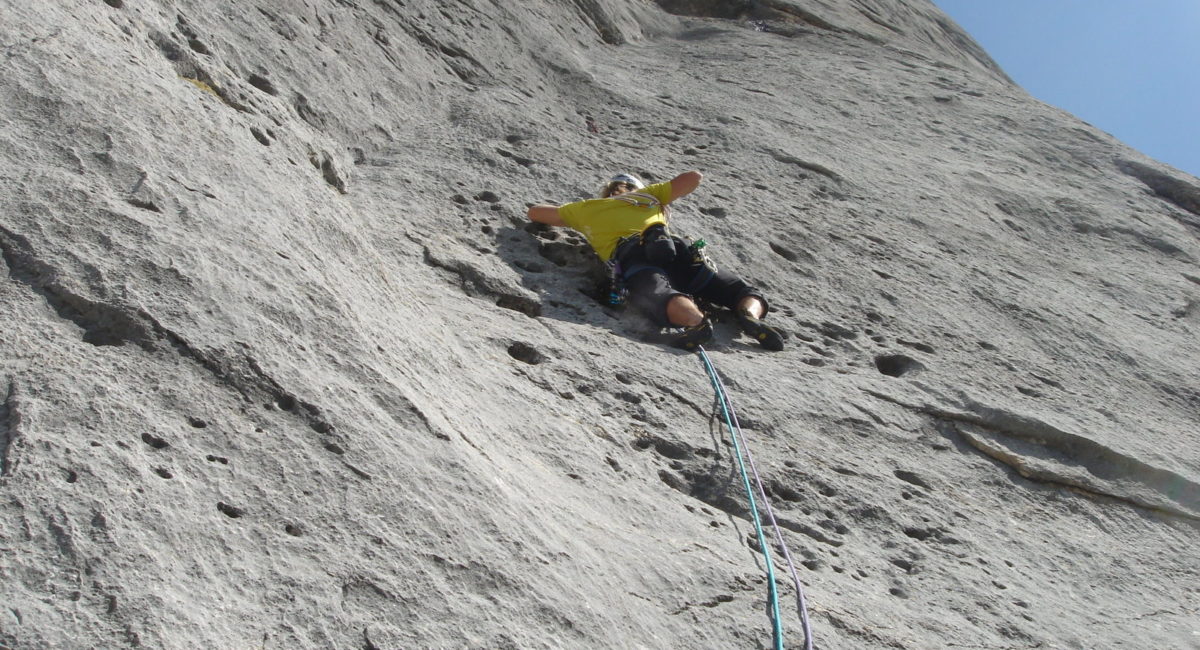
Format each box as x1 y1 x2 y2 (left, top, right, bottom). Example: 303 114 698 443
526 171 784 351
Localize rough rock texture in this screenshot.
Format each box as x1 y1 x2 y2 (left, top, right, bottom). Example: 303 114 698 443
1 1 1198 648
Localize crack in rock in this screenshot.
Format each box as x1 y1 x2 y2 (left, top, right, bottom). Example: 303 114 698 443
866 390 1200 521
0 380 20 478
0 226 156 348
570 0 626 45
655 0 845 34
367 2 490 84
670 592 734 615
1118 159 1200 221
423 244 542 317
0 224 356 448
765 147 844 182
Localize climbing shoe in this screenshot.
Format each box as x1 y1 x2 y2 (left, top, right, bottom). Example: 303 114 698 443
738 314 785 351
668 319 714 351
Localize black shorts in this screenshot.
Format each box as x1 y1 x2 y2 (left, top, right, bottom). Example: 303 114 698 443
621 239 767 326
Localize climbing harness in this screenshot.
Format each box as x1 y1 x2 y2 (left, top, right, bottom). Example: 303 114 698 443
611 231 718 295
696 346 815 650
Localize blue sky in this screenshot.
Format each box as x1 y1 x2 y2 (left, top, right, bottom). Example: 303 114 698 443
931 0 1200 179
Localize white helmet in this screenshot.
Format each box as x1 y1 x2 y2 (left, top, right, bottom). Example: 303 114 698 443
599 173 645 197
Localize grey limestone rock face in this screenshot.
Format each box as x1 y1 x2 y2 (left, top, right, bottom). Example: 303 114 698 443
1 1 1197 648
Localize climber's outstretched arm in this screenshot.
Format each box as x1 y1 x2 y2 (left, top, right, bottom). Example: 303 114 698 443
528 204 566 227
668 170 702 203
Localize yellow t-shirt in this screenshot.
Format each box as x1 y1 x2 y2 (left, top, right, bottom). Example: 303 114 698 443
558 181 673 261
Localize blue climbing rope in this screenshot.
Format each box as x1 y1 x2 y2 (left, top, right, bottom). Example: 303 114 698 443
697 346 785 649
696 346 816 650
706 351 816 650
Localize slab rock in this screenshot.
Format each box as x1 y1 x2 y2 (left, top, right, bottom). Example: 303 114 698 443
1 1 1197 648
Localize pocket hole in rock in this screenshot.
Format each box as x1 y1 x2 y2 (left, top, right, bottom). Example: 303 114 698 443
874 354 924 377
248 74 278 96
141 433 169 449
217 502 245 518
188 38 210 55
507 341 544 364
250 127 272 146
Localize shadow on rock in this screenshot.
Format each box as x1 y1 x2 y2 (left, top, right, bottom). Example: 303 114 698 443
493 224 662 342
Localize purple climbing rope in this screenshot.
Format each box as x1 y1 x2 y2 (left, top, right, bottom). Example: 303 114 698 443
708 356 816 650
